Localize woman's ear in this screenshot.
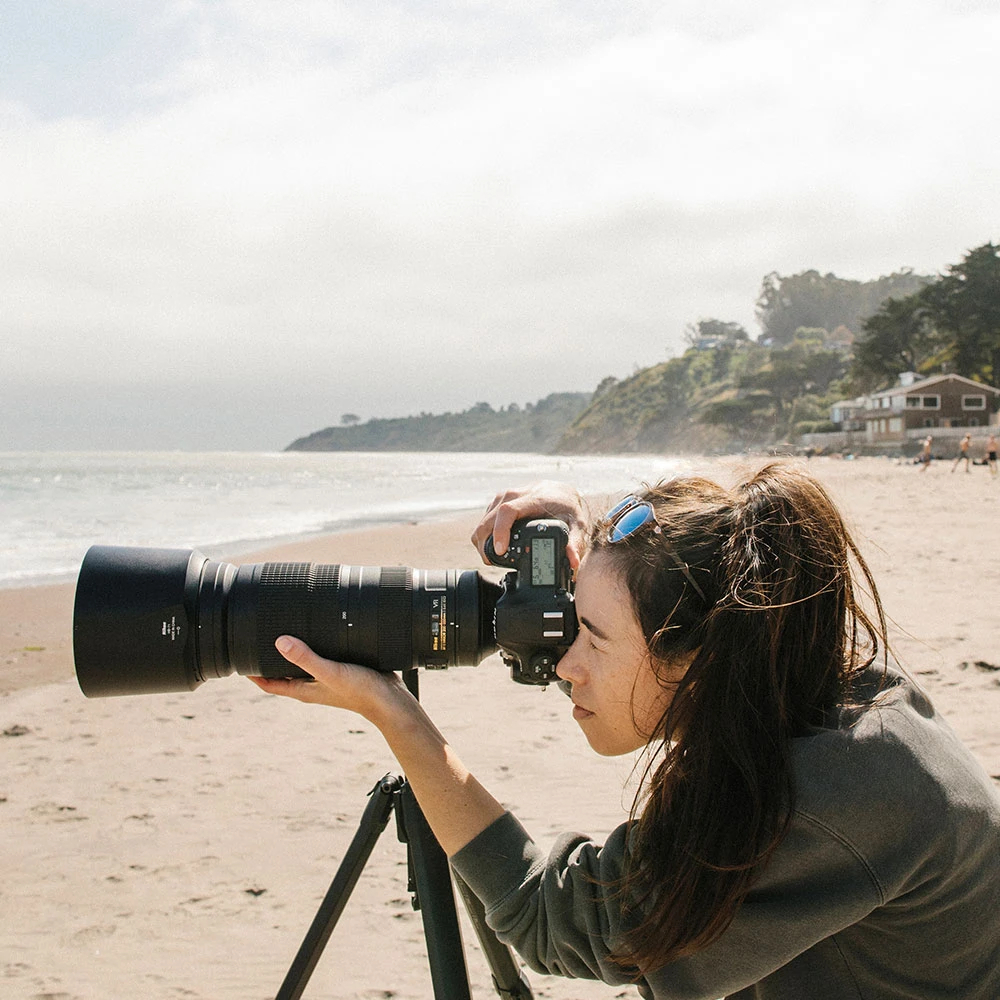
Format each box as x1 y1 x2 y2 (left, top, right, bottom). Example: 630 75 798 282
663 649 697 685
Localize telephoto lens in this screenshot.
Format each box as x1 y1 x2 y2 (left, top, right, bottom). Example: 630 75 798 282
73 545 501 698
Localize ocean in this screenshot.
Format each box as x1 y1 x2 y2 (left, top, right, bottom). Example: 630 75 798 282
0 451 691 589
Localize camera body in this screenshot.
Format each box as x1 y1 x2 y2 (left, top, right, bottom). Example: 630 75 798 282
486 519 577 685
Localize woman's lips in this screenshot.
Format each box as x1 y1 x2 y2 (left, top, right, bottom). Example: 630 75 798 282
572 704 594 722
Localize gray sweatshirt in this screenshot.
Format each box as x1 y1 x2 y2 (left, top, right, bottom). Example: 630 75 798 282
451 671 1000 998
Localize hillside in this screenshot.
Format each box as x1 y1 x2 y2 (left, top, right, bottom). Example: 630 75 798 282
285 251 995 457
557 341 774 453
286 392 592 452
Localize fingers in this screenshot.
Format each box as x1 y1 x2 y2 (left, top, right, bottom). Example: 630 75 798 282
248 639 331 704
273 634 374 699
251 636 406 720
470 488 528 561
248 673 315 700
471 482 588 569
274 634 322 675
564 527 586 572
248 637 353 706
473 498 522 559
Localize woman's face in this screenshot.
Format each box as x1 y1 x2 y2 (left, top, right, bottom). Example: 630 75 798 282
555 549 684 756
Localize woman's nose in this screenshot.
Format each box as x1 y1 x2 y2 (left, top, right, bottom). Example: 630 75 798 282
555 636 585 684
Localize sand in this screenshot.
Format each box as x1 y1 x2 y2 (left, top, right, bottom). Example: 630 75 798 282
1 456 998 999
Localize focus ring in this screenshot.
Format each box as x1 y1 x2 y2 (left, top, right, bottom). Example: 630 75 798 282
377 567 413 672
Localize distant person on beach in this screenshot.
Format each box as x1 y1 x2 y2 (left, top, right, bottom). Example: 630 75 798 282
255 464 1000 999
919 434 933 471
952 432 973 473
988 434 998 476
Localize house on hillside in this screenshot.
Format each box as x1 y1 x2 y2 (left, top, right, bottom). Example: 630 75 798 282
829 396 867 431
859 373 1000 443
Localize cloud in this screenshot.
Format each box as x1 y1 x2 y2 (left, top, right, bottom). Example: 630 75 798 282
1 0 998 448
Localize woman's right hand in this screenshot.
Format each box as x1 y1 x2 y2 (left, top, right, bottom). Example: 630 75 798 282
470 481 588 570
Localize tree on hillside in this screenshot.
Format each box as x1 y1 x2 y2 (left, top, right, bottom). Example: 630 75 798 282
791 327 829 349
682 321 753 385
848 295 939 392
755 268 931 346
739 342 847 425
921 243 1000 381
848 243 1000 391
700 393 775 441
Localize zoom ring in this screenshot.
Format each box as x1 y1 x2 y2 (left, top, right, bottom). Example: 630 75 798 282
255 563 343 674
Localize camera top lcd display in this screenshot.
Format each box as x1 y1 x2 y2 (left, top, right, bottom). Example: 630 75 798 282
530 537 556 587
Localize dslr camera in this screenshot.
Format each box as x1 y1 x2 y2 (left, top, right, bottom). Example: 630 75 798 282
73 519 577 697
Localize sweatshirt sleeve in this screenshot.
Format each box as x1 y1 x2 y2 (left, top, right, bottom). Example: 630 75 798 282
449 811 647 989
451 808 884 1000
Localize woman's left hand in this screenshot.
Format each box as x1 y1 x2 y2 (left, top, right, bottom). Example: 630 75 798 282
249 634 507 856
249 635 413 728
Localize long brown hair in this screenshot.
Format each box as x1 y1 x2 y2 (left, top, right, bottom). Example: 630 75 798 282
589 462 888 972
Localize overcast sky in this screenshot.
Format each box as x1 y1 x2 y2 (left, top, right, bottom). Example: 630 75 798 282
3 0 998 451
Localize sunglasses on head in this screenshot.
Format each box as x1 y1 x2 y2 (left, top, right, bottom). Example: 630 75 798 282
603 495 707 602
604 495 659 543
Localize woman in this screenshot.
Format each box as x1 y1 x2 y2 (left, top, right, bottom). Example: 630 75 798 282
252 464 1000 998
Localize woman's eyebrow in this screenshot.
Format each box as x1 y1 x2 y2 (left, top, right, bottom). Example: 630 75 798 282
580 616 611 641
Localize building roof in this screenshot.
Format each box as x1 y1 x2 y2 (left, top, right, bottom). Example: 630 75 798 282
869 373 1000 400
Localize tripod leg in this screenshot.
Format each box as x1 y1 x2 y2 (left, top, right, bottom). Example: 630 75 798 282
398 781 474 1000
275 774 401 1000
452 871 534 1000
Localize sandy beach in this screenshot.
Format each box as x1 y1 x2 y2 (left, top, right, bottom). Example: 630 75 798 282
2 456 998 999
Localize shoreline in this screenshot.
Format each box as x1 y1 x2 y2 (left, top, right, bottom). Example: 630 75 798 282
0 505 488 593
0 448 696 594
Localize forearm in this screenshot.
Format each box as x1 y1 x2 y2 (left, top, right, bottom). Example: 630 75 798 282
371 691 507 856
254 636 506 857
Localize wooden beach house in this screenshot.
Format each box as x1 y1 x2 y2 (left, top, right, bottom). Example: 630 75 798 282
861 373 1000 443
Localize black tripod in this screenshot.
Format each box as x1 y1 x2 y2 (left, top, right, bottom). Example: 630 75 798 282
273 670 534 1000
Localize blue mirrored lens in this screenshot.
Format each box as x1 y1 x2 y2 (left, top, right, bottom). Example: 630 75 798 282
609 502 655 542
605 495 638 521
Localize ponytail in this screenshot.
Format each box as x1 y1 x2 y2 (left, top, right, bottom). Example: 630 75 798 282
593 463 887 972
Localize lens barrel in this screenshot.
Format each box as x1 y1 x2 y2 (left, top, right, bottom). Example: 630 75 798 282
73 545 500 698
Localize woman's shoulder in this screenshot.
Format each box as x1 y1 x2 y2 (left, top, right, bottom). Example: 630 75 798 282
793 668 990 813
789 667 1000 895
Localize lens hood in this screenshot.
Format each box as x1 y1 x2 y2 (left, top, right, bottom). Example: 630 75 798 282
73 545 209 697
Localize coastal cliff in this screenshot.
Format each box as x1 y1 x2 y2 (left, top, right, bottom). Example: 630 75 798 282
286 392 592 452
